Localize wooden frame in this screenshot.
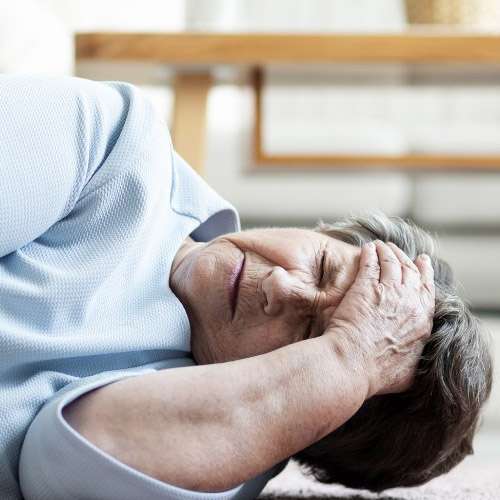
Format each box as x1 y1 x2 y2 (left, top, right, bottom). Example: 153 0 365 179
76 32 500 64
76 32 500 172
252 67 500 170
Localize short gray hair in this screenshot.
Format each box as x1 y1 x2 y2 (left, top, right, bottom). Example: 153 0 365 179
293 212 493 491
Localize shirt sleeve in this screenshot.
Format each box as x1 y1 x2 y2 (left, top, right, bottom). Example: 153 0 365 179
0 74 133 258
18 363 288 500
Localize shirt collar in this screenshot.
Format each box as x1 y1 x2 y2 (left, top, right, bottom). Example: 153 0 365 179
169 149 241 240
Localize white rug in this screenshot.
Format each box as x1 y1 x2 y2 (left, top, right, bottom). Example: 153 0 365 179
260 430 500 500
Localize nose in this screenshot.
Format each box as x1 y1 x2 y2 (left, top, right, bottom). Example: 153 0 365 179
262 266 310 316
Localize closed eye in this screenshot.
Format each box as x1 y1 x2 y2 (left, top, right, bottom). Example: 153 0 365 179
318 251 326 287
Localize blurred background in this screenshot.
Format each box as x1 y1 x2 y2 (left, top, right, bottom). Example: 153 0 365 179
1 0 499 496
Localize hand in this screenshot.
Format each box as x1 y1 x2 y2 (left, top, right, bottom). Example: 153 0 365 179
327 240 435 398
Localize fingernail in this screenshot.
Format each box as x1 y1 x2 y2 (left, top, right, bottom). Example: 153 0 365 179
420 253 430 261
367 241 375 249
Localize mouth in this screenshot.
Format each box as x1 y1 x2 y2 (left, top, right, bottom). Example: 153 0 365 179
228 251 245 320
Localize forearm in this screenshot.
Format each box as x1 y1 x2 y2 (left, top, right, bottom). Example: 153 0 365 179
63 334 368 492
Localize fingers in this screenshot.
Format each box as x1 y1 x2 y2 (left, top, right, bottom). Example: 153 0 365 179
386 242 420 286
415 254 435 298
384 242 435 298
358 240 435 300
356 242 380 282
375 241 402 285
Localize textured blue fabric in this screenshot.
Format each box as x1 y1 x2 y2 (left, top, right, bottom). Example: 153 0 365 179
0 74 280 499
19 358 287 500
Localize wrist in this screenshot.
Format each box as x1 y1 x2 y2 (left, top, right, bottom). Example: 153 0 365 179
248 336 370 448
323 328 374 401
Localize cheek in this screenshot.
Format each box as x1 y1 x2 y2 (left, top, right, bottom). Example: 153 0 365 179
232 319 299 359
336 261 358 293
317 260 359 320
190 308 230 364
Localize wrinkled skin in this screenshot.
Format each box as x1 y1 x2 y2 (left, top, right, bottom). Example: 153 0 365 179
62 232 435 496
170 229 435 397
170 228 361 365
327 240 434 396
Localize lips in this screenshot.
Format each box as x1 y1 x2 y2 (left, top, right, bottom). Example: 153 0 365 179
229 251 245 319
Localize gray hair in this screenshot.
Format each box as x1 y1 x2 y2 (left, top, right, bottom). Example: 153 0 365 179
293 212 493 491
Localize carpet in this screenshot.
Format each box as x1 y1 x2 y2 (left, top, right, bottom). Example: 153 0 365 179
259 430 500 500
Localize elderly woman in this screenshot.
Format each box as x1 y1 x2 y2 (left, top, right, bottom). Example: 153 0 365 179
0 75 492 500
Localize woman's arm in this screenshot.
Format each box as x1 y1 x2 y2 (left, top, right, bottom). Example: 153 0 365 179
63 241 435 493
63 334 365 493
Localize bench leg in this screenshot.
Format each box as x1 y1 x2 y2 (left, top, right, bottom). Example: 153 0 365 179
171 73 212 176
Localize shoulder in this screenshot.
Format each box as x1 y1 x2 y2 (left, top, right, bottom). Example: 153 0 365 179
0 75 157 131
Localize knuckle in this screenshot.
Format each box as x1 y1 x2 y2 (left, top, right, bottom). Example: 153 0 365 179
403 261 419 272
383 256 399 265
362 265 380 279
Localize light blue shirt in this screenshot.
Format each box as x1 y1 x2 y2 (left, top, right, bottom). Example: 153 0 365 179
0 75 285 499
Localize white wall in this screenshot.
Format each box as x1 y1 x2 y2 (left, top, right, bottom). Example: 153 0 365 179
185 0 405 32
481 316 500 429
0 0 73 74
39 0 185 31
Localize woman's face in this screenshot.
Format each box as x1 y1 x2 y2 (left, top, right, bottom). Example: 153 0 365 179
169 228 361 365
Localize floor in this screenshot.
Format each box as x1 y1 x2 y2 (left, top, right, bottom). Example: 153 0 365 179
259 428 500 499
